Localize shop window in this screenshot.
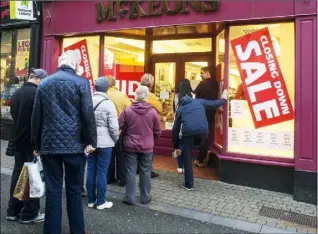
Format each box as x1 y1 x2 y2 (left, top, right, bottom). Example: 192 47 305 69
152 38 212 54
152 24 212 36
185 62 207 91
1 28 30 117
103 37 145 99
62 36 100 84
227 23 295 158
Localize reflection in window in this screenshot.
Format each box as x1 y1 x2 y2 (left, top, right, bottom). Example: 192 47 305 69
228 23 295 158
154 62 176 129
103 37 145 99
152 38 212 54
62 36 100 83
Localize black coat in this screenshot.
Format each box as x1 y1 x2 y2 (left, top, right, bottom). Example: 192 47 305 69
10 82 38 151
31 66 97 155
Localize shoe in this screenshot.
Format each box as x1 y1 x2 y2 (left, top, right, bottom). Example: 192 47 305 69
118 180 126 187
19 213 45 224
96 201 113 210
141 197 152 204
177 168 184 174
88 202 95 208
182 184 193 191
194 160 205 168
6 215 18 221
151 171 159 178
122 198 134 206
81 188 87 197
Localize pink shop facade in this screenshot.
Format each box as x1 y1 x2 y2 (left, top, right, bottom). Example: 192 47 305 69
40 1 317 204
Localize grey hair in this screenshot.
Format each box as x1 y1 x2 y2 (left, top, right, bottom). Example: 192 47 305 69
140 73 154 88
58 50 81 70
135 85 149 102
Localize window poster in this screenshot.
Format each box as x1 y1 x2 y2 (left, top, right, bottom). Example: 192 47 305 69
15 39 30 76
64 39 95 94
230 27 294 129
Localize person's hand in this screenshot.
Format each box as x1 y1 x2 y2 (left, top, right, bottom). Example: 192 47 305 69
33 150 40 157
221 89 229 100
84 145 96 156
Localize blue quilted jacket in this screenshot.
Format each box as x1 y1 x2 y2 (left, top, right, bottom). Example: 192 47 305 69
31 66 97 155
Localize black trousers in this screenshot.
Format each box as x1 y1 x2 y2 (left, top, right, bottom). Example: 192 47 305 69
7 147 40 220
196 121 214 163
181 135 207 188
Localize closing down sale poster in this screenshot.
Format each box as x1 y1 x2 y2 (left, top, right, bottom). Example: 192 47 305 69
230 27 294 129
64 39 95 94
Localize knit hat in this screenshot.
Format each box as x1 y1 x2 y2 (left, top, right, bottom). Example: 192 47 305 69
30 68 48 80
94 77 110 93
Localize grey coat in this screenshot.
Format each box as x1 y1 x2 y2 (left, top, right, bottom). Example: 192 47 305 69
92 92 119 148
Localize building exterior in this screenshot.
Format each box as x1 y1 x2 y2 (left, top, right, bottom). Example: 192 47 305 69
41 1 317 204
1 1 43 140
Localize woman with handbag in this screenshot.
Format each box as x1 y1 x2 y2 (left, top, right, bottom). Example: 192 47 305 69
86 77 119 210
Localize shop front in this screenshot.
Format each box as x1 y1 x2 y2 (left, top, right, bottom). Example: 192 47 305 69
0 1 43 140
41 1 317 204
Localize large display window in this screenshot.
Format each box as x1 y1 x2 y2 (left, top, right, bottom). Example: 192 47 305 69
103 37 145 99
227 23 295 158
1 28 30 116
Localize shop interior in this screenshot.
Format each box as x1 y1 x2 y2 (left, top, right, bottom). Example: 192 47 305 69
61 21 295 180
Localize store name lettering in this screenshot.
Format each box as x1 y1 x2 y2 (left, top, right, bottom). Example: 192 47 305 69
235 36 291 122
96 0 219 22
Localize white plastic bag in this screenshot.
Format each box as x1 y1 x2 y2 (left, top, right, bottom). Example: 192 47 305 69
27 156 45 198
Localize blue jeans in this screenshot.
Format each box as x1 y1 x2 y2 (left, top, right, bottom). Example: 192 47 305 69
42 154 85 234
86 148 112 206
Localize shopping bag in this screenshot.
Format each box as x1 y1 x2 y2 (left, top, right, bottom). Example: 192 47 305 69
13 164 30 201
28 156 45 198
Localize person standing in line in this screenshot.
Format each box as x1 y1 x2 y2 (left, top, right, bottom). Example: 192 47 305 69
140 73 163 178
31 50 97 234
86 77 119 210
119 86 161 205
105 75 131 186
193 66 219 168
6 68 48 224
172 90 228 191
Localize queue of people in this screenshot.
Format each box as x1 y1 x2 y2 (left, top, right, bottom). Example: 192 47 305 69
5 49 227 233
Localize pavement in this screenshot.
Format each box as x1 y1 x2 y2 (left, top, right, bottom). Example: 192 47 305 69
1 140 317 234
1 173 251 234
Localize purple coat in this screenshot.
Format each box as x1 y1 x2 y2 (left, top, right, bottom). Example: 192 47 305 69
118 102 162 153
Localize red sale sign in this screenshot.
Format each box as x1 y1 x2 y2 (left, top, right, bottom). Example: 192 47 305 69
230 27 294 128
64 39 95 94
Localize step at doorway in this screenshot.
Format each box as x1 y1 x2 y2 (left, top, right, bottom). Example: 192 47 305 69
153 155 218 181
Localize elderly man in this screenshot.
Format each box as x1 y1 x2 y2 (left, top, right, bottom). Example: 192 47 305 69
31 50 97 234
6 68 48 224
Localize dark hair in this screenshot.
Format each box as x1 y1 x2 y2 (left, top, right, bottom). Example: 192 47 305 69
201 66 212 74
178 79 193 100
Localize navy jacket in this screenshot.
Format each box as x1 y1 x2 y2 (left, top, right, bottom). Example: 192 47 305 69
31 66 97 155
10 82 38 151
172 96 226 149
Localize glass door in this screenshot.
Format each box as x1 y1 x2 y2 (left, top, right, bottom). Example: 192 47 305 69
153 61 177 130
